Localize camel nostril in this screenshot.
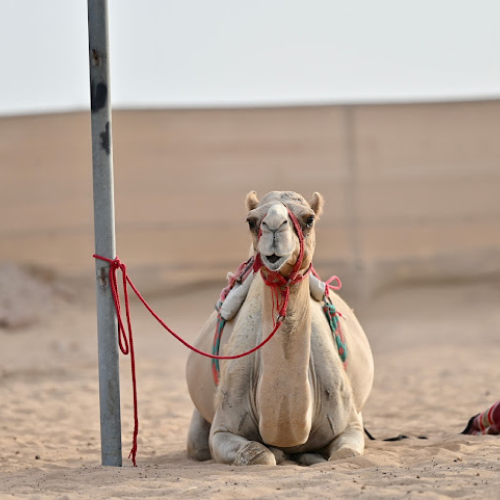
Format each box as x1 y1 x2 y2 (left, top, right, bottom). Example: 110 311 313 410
267 254 280 264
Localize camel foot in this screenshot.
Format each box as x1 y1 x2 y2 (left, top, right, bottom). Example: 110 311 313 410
268 446 287 465
188 444 211 462
293 452 327 466
328 446 360 461
233 442 276 466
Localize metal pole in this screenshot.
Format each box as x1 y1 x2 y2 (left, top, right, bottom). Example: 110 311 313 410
87 0 122 466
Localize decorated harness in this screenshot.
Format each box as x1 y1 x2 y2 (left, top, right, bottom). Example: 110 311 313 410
211 251 347 386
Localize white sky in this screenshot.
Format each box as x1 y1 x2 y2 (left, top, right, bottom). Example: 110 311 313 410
1 0 499 115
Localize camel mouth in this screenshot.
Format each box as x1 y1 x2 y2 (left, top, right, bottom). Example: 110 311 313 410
262 253 288 271
267 254 280 264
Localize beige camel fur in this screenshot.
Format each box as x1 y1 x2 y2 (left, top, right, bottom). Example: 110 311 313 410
186 190 374 465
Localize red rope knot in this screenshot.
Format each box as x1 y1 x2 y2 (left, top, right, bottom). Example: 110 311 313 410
276 314 286 324
325 275 342 291
324 276 342 301
111 257 124 271
95 254 119 268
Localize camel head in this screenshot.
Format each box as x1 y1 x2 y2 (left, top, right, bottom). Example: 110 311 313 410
245 190 324 278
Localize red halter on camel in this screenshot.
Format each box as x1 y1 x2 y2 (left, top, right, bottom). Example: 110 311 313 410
252 206 312 324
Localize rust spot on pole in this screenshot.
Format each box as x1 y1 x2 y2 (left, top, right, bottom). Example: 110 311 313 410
92 49 100 66
99 267 108 288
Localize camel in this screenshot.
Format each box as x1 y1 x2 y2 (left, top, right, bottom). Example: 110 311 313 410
186 190 374 465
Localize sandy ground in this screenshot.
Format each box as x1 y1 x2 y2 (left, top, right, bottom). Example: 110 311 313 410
1 268 500 500
1 107 499 498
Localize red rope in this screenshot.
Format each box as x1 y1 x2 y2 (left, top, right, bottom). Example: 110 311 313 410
219 257 254 303
92 205 310 465
95 255 286 362
93 254 287 466
98 256 139 466
311 266 342 298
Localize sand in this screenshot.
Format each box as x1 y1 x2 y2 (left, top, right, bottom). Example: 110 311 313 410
1 107 500 499
1 266 500 500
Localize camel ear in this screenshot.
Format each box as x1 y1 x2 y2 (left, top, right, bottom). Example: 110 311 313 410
309 192 324 218
246 191 259 211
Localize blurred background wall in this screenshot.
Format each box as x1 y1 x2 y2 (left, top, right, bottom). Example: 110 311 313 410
1 102 499 301
1 1 499 302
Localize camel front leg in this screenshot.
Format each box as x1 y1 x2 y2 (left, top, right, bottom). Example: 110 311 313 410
326 412 365 461
210 417 279 465
187 408 212 461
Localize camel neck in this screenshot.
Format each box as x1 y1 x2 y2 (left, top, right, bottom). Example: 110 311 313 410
256 276 313 447
260 275 311 365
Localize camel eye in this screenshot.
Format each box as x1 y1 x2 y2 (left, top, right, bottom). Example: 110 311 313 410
305 216 315 228
247 218 257 231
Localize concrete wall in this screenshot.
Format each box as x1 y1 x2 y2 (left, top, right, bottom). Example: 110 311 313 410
1 101 499 299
